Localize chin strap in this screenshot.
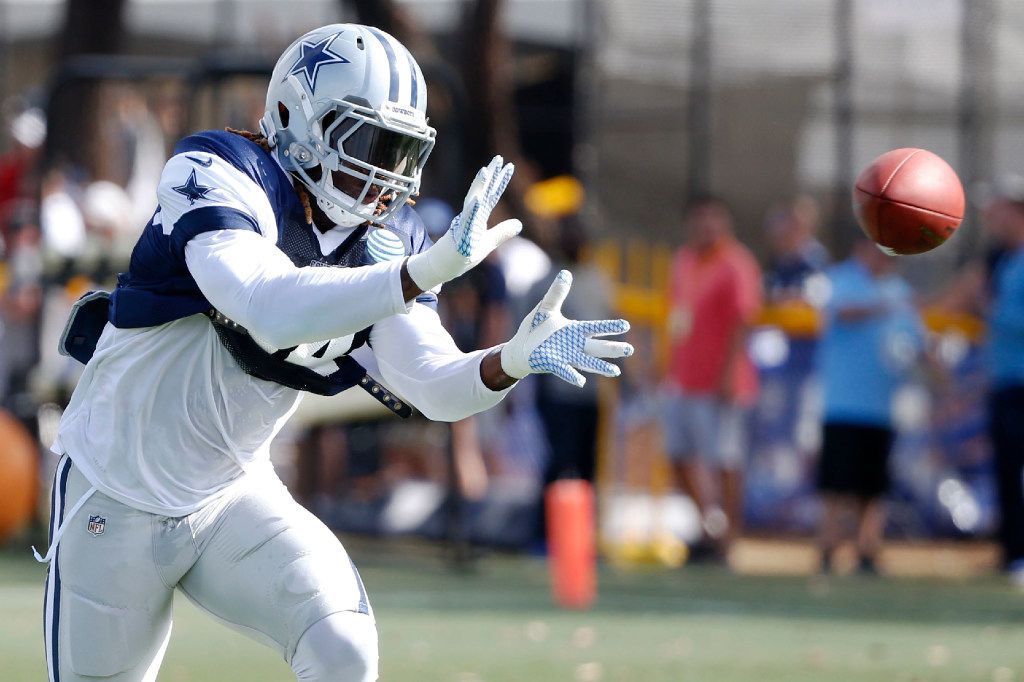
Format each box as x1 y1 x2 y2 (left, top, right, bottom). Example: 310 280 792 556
324 199 367 228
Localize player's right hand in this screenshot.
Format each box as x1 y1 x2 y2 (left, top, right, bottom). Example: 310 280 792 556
406 156 522 292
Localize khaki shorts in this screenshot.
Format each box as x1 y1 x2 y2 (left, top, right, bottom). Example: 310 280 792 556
43 453 371 681
659 387 749 469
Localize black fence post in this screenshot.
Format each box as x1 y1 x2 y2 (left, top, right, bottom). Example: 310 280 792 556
957 0 995 263
685 0 712 199
832 0 855 257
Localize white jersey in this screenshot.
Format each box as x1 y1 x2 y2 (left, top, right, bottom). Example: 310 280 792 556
54 130 512 516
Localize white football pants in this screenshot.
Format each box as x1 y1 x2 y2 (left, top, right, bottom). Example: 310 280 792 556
42 453 378 681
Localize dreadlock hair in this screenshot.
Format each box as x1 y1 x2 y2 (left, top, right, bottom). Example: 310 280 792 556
226 127 313 224
225 127 413 227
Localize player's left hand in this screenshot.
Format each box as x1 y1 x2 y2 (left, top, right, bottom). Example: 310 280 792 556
500 270 633 387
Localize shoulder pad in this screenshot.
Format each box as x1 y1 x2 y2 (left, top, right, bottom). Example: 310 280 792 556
173 130 295 216
378 205 432 256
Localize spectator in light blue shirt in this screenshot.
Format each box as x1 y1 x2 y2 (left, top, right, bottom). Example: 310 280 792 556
990 250 1024 384
815 240 925 574
984 180 1024 585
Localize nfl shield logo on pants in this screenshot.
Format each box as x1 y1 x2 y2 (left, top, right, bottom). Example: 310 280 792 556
87 514 106 536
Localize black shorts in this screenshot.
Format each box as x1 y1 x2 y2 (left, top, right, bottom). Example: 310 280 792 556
817 421 894 499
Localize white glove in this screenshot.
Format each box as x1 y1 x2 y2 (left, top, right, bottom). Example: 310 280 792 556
406 155 522 292
500 270 633 387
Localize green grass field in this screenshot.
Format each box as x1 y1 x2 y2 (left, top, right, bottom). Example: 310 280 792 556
2 545 1023 681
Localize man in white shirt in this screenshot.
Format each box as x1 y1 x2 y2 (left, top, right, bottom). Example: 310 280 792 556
39 24 632 682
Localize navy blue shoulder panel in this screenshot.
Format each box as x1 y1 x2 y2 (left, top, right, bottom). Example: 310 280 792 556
110 130 299 328
174 130 297 221
168 206 259 262
384 205 434 256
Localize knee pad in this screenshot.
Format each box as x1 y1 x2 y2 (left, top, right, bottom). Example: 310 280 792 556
292 611 378 682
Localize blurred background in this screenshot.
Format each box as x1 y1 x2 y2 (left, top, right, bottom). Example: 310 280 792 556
2 1 1024 680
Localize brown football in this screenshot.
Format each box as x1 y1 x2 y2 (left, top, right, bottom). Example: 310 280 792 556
853 148 965 255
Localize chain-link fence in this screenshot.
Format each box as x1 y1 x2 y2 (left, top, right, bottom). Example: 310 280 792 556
591 0 1022 279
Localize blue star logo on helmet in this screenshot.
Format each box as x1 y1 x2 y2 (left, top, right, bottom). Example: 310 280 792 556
288 32 350 90
172 169 213 205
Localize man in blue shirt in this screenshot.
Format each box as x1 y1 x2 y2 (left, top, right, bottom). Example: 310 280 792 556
986 184 1024 585
816 240 924 573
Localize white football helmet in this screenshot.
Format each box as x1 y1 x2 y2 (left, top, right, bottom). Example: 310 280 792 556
260 24 436 226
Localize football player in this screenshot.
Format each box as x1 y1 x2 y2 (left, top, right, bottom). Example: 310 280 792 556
37 24 632 682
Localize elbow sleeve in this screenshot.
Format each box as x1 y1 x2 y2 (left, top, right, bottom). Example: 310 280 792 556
375 346 512 422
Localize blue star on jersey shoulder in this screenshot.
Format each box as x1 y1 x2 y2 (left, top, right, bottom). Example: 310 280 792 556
172 169 213 205
289 32 350 90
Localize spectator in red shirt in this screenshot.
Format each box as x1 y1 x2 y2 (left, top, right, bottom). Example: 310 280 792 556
0 108 45 242
662 194 763 558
